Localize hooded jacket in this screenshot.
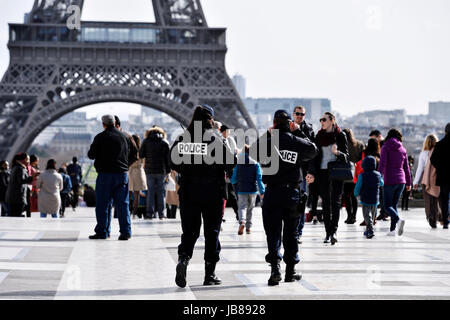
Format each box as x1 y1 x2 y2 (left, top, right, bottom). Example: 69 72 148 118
230 152 265 195
140 127 171 175
354 156 384 205
379 138 411 186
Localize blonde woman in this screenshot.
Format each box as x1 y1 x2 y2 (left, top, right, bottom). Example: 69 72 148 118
414 134 440 228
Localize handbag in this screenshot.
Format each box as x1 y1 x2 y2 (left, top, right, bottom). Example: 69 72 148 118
165 175 176 192
327 160 354 182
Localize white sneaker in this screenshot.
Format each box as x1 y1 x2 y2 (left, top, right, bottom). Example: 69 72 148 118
297 235 303 244
397 219 405 236
386 231 396 236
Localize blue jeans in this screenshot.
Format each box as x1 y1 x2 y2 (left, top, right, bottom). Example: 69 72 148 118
146 174 166 218
95 173 131 237
41 213 58 218
383 184 405 231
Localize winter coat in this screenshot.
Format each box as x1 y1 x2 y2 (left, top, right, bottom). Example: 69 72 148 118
413 150 429 186
0 169 10 202
309 128 349 176
60 173 72 194
88 126 130 173
67 163 82 185
422 148 440 198
37 169 63 214
129 158 147 191
354 156 384 206
231 152 265 195
166 170 180 206
140 127 170 175
5 164 33 205
379 138 411 186
430 134 450 187
253 126 318 185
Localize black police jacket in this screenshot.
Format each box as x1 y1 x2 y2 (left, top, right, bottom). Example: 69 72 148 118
170 129 236 185
251 126 318 186
87 126 130 173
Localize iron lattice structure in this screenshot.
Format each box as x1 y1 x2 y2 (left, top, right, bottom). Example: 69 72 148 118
0 0 255 161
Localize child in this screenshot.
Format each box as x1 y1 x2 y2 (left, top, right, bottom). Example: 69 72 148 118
231 145 265 235
354 156 384 239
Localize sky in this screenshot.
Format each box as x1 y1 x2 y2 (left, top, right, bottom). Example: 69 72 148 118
1 0 449 119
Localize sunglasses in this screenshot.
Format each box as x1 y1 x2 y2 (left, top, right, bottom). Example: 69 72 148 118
294 112 305 116
320 118 327 122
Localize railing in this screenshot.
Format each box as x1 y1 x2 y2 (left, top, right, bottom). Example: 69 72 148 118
9 22 226 46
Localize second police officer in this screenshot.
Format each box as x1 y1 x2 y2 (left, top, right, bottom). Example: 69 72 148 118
170 105 236 288
251 109 318 286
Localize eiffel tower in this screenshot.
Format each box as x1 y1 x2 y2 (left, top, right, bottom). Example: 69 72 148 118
0 0 255 161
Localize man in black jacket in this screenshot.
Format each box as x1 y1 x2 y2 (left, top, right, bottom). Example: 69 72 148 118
67 157 82 211
251 109 318 286
292 105 316 242
87 115 132 240
430 123 450 230
139 126 171 219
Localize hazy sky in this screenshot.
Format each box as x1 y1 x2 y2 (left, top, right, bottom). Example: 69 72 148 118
1 0 449 119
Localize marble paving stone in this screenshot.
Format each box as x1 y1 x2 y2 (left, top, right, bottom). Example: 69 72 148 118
0 272 8 285
0 247 25 260
0 206 449 300
0 231 43 241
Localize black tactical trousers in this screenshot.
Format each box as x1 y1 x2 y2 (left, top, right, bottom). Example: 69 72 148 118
178 181 224 263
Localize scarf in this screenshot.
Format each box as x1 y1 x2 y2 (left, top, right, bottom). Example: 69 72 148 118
316 124 341 147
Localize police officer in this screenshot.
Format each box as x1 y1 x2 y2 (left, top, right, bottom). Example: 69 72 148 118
251 109 318 286
170 105 236 288
292 105 316 243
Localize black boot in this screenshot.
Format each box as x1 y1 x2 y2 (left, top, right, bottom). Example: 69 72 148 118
203 262 222 285
268 261 282 286
330 233 338 245
175 256 189 288
285 264 302 282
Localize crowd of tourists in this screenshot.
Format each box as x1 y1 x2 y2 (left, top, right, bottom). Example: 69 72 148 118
1 106 449 287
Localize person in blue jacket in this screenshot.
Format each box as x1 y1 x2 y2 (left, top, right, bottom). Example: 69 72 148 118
231 145 265 235
58 168 72 218
354 156 384 239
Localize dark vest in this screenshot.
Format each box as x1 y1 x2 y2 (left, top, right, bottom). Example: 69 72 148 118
360 170 382 205
236 156 258 193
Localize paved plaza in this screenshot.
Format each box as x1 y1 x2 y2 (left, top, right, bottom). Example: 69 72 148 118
0 206 449 300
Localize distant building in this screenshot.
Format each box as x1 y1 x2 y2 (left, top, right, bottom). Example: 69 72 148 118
34 112 90 145
232 74 246 99
429 101 450 123
51 132 92 155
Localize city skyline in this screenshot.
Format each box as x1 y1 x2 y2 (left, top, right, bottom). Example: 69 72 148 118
1 0 449 118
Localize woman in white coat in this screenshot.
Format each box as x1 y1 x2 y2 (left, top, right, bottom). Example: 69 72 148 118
37 159 63 218
413 134 441 228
